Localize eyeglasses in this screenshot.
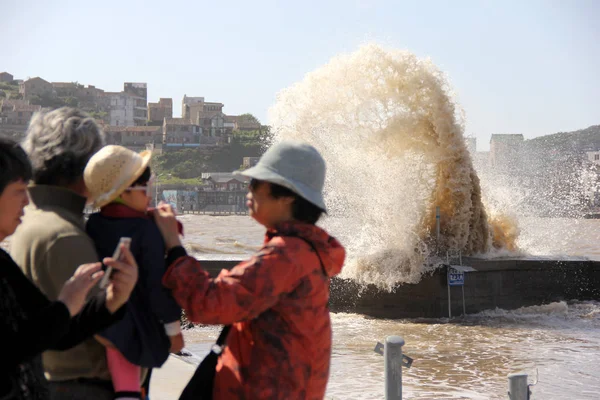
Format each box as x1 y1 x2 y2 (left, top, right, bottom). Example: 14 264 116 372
126 174 155 196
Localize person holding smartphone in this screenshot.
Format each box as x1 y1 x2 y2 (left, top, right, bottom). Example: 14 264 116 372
0 137 139 400
10 108 127 400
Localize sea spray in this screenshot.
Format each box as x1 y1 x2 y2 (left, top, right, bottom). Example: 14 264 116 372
269 44 515 289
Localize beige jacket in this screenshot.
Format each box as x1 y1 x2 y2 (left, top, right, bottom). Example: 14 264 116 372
10 185 110 382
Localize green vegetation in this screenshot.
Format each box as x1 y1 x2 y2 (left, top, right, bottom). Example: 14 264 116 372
29 93 79 109
151 113 271 180
88 110 108 122
0 82 21 100
153 140 266 179
155 176 203 186
231 128 270 146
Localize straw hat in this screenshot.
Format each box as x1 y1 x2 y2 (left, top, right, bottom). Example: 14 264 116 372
234 140 327 211
85 145 152 208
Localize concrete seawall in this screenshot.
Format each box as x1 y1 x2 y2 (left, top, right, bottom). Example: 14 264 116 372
198 258 600 318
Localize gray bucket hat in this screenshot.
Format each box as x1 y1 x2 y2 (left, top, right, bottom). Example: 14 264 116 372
234 140 327 211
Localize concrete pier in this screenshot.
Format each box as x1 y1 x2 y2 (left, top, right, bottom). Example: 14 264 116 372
198 258 600 318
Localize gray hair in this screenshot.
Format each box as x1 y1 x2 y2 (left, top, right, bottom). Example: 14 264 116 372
22 107 105 186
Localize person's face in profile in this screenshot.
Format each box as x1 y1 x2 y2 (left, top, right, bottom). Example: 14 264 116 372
247 179 294 228
0 179 29 240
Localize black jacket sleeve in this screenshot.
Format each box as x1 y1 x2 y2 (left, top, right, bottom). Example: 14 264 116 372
166 245 188 266
1 253 125 371
52 291 126 350
141 224 182 323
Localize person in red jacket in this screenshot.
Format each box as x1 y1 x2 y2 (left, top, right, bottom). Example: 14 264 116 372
154 140 345 399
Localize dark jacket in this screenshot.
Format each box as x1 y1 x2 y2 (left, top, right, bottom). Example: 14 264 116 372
86 206 182 368
0 249 125 400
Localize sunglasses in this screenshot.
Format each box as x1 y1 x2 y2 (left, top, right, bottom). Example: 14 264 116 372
126 174 155 196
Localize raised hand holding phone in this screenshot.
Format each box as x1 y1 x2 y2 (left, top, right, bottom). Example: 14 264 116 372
99 237 131 289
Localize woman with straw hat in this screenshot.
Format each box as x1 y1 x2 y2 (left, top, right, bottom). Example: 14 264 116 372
154 140 346 399
84 145 184 400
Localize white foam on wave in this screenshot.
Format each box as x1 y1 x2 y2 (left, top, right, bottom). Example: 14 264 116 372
268 44 521 289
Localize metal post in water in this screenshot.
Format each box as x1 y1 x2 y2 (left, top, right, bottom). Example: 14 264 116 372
461 284 466 316
384 336 405 400
508 373 529 400
459 251 465 315
446 252 452 319
435 206 441 251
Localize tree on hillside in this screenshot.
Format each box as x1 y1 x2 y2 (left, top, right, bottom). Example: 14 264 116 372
239 113 260 125
29 93 67 109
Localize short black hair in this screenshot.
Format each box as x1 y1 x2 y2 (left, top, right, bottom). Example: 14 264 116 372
131 167 152 186
0 137 32 195
250 179 324 224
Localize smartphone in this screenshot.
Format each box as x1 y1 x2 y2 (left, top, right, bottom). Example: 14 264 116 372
99 237 132 289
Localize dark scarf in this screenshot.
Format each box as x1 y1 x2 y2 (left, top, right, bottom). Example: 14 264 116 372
100 203 184 235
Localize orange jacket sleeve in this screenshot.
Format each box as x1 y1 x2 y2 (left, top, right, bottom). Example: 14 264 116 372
162 242 305 325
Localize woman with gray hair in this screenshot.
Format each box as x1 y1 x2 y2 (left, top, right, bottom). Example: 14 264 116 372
21 107 105 188
10 108 120 400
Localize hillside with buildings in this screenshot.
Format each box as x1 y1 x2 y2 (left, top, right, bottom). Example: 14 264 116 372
0 70 270 213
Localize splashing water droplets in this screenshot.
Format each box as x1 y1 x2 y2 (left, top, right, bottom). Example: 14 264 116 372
269 44 515 289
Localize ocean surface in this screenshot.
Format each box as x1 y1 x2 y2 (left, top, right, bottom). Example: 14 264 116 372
178 215 600 399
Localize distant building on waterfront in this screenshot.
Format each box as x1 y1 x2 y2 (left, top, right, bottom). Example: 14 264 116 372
148 98 173 124
181 95 205 123
162 118 202 146
104 126 162 149
163 100 230 148
105 83 148 126
0 72 14 83
242 157 259 169
0 99 40 125
0 99 41 141
181 95 230 136
51 82 80 97
196 172 250 212
201 172 249 191
162 190 199 212
19 77 53 100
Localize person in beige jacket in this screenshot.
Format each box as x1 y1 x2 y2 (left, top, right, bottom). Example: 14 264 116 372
10 107 116 400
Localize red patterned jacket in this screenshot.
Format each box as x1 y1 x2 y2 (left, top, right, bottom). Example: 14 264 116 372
162 221 345 399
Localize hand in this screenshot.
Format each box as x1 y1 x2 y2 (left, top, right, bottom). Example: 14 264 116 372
154 202 183 250
103 245 139 314
58 263 103 317
169 333 185 354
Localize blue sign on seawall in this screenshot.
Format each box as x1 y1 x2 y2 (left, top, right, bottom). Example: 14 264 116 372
448 268 465 286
